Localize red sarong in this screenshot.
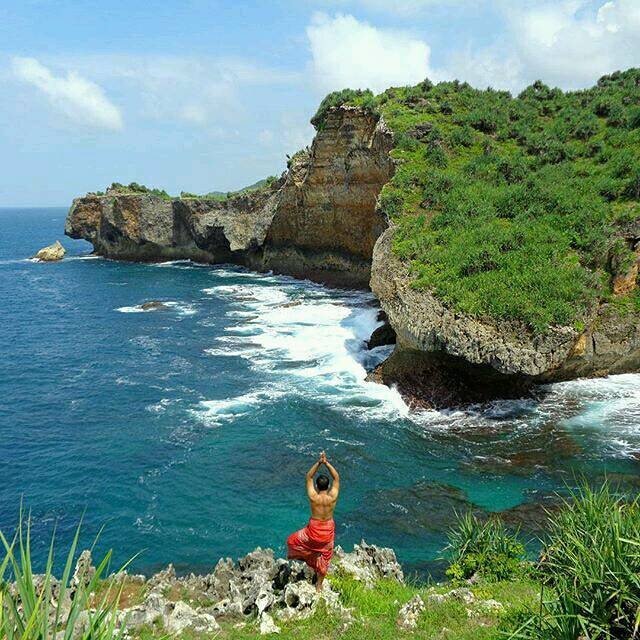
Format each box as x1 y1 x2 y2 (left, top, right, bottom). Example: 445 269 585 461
286 518 335 576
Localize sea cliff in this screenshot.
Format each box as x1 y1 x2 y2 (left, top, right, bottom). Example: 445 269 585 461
66 106 393 288
65 70 640 406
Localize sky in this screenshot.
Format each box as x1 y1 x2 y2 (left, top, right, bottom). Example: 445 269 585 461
1 0 639 206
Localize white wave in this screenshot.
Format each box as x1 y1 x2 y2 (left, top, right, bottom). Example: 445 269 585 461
198 276 411 422
146 398 175 413
116 301 197 316
191 389 285 427
68 254 101 260
117 305 150 313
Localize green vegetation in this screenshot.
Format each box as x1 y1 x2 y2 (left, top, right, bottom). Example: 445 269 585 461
513 482 640 640
343 69 640 332
95 176 280 202
445 513 529 583
106 182 172 199
0 512 127 640
310 88 375 130
180 176 279 201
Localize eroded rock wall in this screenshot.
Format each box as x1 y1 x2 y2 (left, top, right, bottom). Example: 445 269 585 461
370 225 640 406
262 106 394 286
65 106 394 287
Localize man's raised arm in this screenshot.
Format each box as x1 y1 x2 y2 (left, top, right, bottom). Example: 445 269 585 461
306 455 322 496
323 454 340 497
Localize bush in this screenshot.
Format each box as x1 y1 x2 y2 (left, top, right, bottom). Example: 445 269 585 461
511 483 640 639
445 513 528 583
310 88 375 130
0 512 128 640
337 68 640 332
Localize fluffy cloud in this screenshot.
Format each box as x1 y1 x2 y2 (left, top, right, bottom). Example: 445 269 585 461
39 54 300 129
307 13 432 93
443 0 640 91
11 57 123 130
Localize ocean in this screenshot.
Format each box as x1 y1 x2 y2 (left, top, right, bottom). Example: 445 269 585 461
1 207 639 577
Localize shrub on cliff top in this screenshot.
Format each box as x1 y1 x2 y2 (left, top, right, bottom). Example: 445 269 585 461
310 88 375 130
107 182 171 200
347 68 640 332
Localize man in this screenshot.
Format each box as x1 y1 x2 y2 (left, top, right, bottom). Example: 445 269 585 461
286 451 340 592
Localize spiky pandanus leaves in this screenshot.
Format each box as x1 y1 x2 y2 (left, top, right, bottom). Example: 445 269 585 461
510 482 640 640
0 511 129 640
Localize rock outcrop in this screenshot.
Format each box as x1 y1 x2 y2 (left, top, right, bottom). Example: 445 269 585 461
28 543 402 637
65 106 393 288
33 240 65 261
370 225 640 407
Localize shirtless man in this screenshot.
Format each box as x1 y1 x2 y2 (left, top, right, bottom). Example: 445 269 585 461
286 451 340 592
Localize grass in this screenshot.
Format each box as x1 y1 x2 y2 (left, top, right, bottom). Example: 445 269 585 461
214 576 540 640
444 513 529 583
337 69 640 332
511 482 640 640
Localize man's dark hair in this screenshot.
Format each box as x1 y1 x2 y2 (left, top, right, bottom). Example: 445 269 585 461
315 474 330 491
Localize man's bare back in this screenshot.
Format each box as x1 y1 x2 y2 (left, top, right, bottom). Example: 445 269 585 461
306 451 339 521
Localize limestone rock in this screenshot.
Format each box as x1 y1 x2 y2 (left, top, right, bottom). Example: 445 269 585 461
259 612 281 635
71 550 95 592
371 225 640 406
447 588 475 605
33 240 65 262
334 540 404 586
65 107 394 288
165 601 220 634
397 594 425 630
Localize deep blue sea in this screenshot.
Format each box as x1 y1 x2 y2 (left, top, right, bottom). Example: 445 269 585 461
2 207 640 577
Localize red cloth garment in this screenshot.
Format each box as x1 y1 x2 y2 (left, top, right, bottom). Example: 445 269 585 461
286 518 335 576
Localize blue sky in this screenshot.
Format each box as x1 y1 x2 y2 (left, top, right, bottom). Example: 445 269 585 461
1 0 639 206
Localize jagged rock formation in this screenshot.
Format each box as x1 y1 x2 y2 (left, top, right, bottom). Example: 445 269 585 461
65 106 393 287
29 542 403 637
371 225 640 407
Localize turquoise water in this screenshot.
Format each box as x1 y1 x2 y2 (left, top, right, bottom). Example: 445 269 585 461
1 207 639 577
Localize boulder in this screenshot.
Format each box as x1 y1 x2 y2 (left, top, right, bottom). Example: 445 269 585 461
164 601 220 634
259 612 281 635
334 540 404 586
140 300 169 311
33 240 65 262
71 550 95 592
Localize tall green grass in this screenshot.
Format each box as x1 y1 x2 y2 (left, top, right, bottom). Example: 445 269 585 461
511 482 640 639
445 512 528 583
0 512 127 640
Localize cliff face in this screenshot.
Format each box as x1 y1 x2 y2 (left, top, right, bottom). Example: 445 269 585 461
262 106 393 285
65 106 394 287
65 97 640 406
370 225 640 407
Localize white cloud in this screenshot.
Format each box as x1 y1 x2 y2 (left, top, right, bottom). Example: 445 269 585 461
307 12 432 93
442 0 640 92
11 57 123 130
39 54 300 129
258 129 275 144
